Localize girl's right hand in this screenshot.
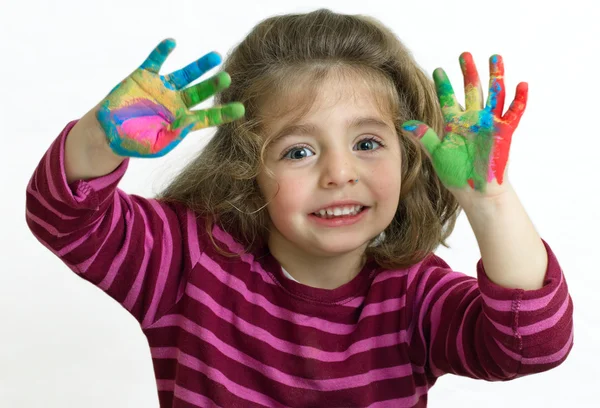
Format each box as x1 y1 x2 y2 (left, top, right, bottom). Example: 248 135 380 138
96 38 245 158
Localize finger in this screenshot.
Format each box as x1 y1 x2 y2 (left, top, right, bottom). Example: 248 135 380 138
433 68 462 116
401 120 441 156
459 52 483 111
164 51 222 90
140 38 176 74
181 71 231 108
190 102 246 131
502 82 528 126
486 54 506 116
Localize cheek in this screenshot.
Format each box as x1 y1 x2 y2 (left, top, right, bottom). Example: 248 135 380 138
371 160 402 201
262 174 309 220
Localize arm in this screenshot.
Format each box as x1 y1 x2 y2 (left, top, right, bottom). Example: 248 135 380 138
462 182 547 290
407 245 573 382
26 39 244 327
64 104 125 183
26 120 188 328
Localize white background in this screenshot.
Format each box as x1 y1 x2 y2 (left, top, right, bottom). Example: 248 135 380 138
1 0 598 406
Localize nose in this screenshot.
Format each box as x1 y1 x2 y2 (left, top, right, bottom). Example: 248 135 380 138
319 149 359 188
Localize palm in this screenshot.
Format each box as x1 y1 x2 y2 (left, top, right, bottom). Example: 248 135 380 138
403 52 527 193
97 39 244 158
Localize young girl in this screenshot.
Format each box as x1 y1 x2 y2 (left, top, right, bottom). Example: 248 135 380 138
25 8 573 408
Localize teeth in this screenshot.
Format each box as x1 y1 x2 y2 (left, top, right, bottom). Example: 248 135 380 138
314 205 363 218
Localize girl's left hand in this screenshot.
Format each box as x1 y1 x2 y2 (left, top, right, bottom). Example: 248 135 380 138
401 52 528 201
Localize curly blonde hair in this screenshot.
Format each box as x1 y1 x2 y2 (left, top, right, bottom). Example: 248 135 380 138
157 8 461 269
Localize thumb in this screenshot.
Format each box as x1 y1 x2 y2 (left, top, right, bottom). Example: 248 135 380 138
401 120 441 156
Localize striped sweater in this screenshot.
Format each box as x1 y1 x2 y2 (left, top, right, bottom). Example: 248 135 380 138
25 120 574 407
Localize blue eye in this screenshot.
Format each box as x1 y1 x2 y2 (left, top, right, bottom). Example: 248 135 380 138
354 137 383 151
282 145 315 160
281 137 385 161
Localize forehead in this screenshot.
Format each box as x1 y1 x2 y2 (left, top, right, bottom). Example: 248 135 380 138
259 67 398 137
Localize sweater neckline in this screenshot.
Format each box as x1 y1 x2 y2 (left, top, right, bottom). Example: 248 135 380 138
259 248 379 304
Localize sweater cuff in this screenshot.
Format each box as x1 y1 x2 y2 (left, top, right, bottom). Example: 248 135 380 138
53 119 130 210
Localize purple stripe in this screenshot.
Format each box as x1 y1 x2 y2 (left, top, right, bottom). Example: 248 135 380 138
196 219 412 310
197 254 406 335
186 210 201 265
152 347 286 407
427 279 473 377
173 383 223 408
96 195 128 288
53 213 103 258
493 326 573 365
455 286 481 378
152 345 415 392
210 224 279 286
25 210 70 238
141 200 174 328
156 379 175 391
76 195 122 272
366 386 428 408
153 303 408 363
372 269 409 285
157 371 427 408
121 201 152 311
488 294 570 336
45 138 61 204
26 186 77 220
482 272 564 312
408 272 465 341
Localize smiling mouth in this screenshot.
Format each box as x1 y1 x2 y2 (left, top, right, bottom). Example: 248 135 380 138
312 205 368 219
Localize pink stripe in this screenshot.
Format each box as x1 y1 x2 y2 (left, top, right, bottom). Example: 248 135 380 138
51 197 114 258
197 254 407 335
141 200 174 328
361 297 407 318
45 138 62 204
454 285 481 378
488 294 570 336
25 210 71 238
156 379 175 391
408 272 465 341
482 272 564 312
153 302 407 362
186 210 201 264
26 186 77 220
372 269 409 285
493 326 574 365
406 259 439 297
211 223 279 286
153 344 415 392
186 211 279 290
173 383 223 408
96 195 128 288
121 201 152 311
192 218 411 310
75 195 122 272
152 347 286 407
428 279 474 377
76 161 127 193
366 385 429 408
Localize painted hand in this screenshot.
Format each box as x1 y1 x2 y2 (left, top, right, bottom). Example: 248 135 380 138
401 52 527 194
96 38 245 158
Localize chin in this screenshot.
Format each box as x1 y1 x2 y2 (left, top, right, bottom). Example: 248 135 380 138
303 238 371 257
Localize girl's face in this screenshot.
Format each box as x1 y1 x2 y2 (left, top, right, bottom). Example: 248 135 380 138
257 76 402 259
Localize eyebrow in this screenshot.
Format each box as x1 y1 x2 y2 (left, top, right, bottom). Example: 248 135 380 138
270 116 394 143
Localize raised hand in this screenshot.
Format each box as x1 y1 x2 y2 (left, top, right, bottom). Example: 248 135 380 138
401 52 528 194
96 38 245 158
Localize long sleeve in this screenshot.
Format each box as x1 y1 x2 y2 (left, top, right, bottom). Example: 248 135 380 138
25 120 189 329
406 238 573 382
